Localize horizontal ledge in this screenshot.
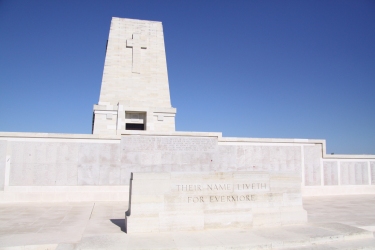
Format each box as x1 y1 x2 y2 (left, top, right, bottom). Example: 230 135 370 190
323 154 375 159
302 185 375 196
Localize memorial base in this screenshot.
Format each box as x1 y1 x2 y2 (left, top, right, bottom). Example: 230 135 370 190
125 171 307 233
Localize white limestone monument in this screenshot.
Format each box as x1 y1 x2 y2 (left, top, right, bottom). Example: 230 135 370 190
0 17 374 236
126 171 307 233
93 18 176 135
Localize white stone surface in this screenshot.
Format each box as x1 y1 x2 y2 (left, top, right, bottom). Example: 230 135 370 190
341 161 369 185
371 161 375 185
323 161 339 185
1 131 375 200
0 186 129 202
302 185 375 196
304 145 322 186
126 171 307 233
92 18 176 135
0 196 374 249
0 140 6 191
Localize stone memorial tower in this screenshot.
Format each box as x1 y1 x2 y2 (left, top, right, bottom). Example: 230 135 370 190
92 17 176 135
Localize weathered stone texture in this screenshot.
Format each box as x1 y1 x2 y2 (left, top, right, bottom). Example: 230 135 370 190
304 145 322 186
235 145 301 172
126 171 307 233
5 135 373 191
99 18 171 107
119 136 302 185
371 162 375 185
6 136 307 187
8 141 121 186
340 162 368 185
323 161 338 185
0 140 7 190
93 18 176 135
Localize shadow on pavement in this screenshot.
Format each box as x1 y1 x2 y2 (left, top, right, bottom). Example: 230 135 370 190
110 219 126 233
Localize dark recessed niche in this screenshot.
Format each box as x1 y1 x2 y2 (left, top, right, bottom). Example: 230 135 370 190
126 123 145 130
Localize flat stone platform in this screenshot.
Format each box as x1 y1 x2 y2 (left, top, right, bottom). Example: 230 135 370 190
0 195 374 249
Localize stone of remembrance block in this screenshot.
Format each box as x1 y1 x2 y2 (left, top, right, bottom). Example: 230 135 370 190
125 171 307 233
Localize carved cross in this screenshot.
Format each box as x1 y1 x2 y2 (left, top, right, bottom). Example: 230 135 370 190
126 33 147 73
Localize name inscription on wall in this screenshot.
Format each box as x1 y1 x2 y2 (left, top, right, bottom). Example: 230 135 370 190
124 136 217 152
175 183 268 203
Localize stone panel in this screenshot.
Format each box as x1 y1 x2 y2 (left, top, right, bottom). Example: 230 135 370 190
55 163 68 186
66 162 78 186
323 161 338 185
214 145 237 172
9 141 62 186
99 164 121 185
126 171 307 233
20 142 36 164
56 143 79 163
33 163 57 186
78 143 99 164
155 137 216 152
0 140 7 190
9 141 24 163
122 136 156 152
236 146 301 173
371 162 375 185
77 164 100 185
8 141 122 186
10 162 33 186
304 145 322 186
121 135 217 172
120 136 304 184
340 162 368 185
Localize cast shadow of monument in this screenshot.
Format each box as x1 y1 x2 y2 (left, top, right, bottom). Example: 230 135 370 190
111 173 133 233
110 219 126 233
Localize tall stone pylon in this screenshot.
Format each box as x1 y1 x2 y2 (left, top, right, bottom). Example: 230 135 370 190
92 17 176 135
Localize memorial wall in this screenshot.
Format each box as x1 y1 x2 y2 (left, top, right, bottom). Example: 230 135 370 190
0 132 374 202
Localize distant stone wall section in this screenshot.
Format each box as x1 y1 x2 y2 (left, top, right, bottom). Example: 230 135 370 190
304 145 322 186
0 132 374 200
371 162 375 185
0 140 7 191
120 136 302 185
323 161 338 186
340 162 369 185
8 141 122 186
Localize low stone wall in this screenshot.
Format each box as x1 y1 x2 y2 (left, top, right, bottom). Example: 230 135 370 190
0 131 374 202
126 171 307 232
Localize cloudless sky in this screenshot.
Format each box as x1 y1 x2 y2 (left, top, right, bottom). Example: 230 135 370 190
0 0 374 154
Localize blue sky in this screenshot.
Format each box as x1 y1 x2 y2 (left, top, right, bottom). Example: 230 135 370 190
0 0 374 154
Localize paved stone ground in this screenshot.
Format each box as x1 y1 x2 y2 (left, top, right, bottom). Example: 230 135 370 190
0 201 127 248
0 195 374 249
303 195 375 232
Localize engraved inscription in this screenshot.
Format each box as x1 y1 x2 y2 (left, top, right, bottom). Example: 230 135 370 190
123 136 217 152
176 183 267 192
175 183 268 203
123 137 155 151
156 137 216 151
187 195 254 203
237 183 267 190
